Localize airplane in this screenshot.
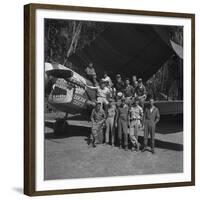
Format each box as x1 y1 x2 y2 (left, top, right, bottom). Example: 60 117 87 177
45 61 183 133
45 23 183 133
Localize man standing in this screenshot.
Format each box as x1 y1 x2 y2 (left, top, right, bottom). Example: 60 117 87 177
128 97 143 151
115 74 125 94
132 75 137 88
124 78 135 102
85 62 97 85
105 99 117 147
142 97 160 154
135 78 147 108
116 97 129 151
90 101 106 147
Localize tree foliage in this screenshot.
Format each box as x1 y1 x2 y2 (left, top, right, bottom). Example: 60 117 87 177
44 19 109 65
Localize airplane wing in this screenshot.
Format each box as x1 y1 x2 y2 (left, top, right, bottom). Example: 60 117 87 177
69 23 177 81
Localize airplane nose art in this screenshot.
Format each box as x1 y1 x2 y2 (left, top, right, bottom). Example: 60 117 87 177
49 79 74 104
52 86 67 96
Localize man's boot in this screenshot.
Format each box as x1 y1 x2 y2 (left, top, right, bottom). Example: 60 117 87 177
141 145 147 152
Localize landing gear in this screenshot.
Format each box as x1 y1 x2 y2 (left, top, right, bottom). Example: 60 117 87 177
54 113 68 134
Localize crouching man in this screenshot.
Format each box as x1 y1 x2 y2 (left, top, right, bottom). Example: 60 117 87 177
128 97 143 151
142 97 160 154
90 101 106 147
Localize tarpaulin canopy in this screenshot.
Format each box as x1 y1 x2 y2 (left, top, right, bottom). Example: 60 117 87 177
69 23 177 81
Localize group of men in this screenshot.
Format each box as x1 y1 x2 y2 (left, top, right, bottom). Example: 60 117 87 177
85 62 160 154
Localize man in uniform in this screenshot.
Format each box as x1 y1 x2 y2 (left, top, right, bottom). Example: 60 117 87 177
105 99 117 147
132 75 137 88
85 62 97 85
128 97 143 151
90 101 106 147
87 80 111 112
115 97 129 151
142 97 160 154
124 78 135 103
135 78 147 108
115 74 125 94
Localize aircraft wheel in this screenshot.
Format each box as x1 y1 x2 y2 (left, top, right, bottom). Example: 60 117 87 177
54 118 67 134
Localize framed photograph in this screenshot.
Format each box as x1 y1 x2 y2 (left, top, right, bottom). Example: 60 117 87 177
24 3 195 196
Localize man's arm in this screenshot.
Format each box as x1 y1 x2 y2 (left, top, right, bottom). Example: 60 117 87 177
86 85 98 90
155 108 160 124
99 110 106 125
115 108 119 127
128 109 131 127
143 108 146 124
90 109 95 124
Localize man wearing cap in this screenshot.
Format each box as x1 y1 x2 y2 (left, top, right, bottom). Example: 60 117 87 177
124 78 135 102
87 80 111 112
90 101 106 147
105 98 117 147
115 97 129 150
142 97 160 154
115 74 125 94
135 78 147 107
102 71 113 88
85 62 97 85
128 97 143 151
132 75 137 88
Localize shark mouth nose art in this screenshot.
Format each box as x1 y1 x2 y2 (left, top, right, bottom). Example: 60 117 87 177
52 86 67 98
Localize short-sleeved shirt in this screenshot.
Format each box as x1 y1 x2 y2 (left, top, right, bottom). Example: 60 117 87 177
97 86 110 99
135 84 147 97
85 67 96 76
129 105 143 120
124 85 135 97
117 104 129 121
107 105 116 118
91 108 106 123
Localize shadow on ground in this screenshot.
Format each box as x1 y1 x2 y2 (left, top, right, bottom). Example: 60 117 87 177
45 120 183 152
138 136 183 151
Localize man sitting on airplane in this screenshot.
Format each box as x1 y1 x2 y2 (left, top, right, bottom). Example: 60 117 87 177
115 74 125 94
86 80 111 112
132 75 137 89
85 62 97 85
102 71 113 88
135 78 147 108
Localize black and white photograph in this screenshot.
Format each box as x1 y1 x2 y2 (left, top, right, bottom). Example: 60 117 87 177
23 4 195 195
44 18 184 180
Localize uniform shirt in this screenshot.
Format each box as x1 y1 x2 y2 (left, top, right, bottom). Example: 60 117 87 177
97 86 110 99
85 66 96 76
129 105 143 120
124 85 135 97
117 104 129 121
135 84 147 97
91 108 106 123
115 81 125 93
144 106 160 124
107 105 116 118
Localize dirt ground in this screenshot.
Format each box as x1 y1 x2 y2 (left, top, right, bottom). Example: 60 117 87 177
44 113 183 180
